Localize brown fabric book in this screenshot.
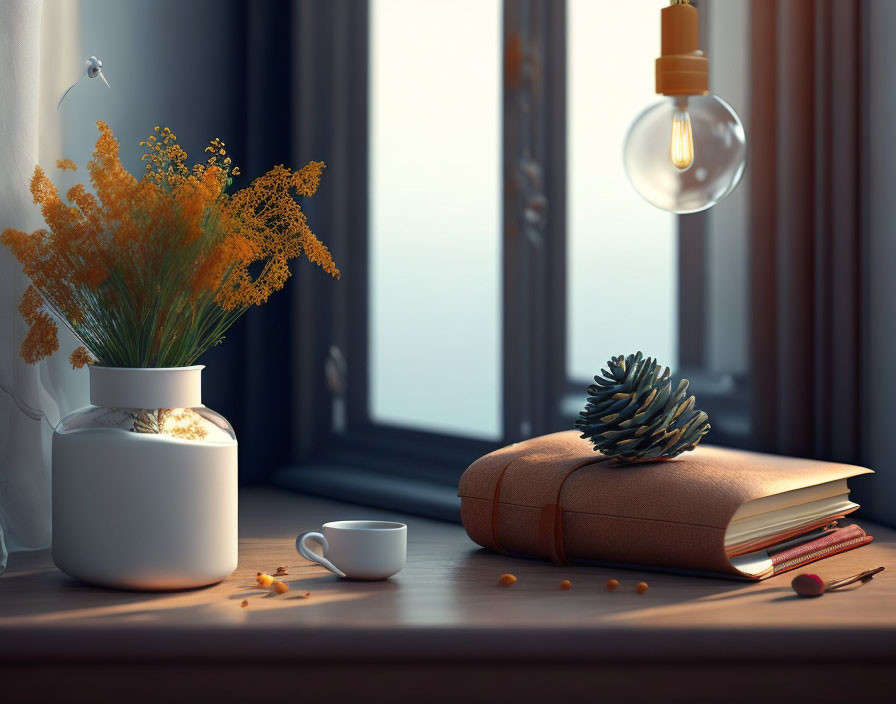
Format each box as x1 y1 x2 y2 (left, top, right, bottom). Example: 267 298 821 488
457 431 873 579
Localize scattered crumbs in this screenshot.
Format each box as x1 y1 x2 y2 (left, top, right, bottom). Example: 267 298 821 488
499 574 517 586
240 600 249 608
304 592 311 598
275 566 289 575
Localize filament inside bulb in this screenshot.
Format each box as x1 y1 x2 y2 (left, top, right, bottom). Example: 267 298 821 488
670 109 695 171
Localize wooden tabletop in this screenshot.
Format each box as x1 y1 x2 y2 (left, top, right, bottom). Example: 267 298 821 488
2 487 895 702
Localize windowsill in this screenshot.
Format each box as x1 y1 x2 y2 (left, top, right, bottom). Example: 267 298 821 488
2 487 894 700
271 463 461 522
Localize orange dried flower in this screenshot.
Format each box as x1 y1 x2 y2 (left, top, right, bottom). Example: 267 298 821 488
56 158 77 171
215 161 340 311
18 285 44 322
69 346 95 369
162 409 209 441
2 122 337 369
20 312 59 364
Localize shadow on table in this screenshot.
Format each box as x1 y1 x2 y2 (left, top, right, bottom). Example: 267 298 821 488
0 563 185 620
0 555 406 625
448 547 757 618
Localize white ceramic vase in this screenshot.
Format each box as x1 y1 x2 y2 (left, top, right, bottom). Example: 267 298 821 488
52 365 238 590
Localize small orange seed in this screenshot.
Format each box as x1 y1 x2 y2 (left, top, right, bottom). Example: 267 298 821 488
560 580 572 590
499 573 517 586
636 581 649 594
272 580 290 594
606 579 620 591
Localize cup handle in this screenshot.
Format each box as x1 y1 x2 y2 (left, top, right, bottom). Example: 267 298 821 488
296 531 346 578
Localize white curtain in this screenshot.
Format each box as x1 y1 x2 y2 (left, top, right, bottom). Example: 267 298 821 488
0 0 254 570
0 0 86 572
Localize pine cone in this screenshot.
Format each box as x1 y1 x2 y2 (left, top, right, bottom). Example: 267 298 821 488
575 352 710 462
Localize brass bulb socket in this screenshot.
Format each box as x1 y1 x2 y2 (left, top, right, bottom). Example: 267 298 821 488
655 3 708 96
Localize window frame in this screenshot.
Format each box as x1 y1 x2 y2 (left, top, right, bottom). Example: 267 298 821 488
273 0 749 520
273 1 567 519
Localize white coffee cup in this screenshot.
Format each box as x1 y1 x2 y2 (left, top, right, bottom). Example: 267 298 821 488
296 520 407 580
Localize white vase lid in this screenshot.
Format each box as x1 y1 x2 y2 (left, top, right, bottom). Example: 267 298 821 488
89 365 203 409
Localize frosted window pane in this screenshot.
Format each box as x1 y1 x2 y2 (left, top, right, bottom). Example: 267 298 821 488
369 0 501 439
567 0 677 380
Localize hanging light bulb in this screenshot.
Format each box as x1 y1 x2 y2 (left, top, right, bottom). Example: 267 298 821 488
669 100 694 170
623 0 746 214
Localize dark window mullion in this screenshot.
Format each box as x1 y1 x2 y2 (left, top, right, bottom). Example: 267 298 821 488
678 1 711 372
678 212 708 369
290 0 369 463
502 0 568 443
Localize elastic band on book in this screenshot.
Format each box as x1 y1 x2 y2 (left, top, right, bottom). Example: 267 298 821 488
537 459 605 564
491 453 608 564
490 457 521 555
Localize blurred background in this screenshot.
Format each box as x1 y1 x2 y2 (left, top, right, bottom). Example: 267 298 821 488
2 0 894 548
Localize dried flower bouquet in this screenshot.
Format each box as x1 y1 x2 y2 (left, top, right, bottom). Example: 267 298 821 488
2 122 339 369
